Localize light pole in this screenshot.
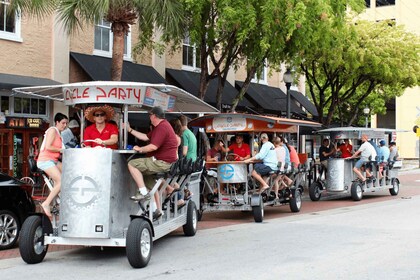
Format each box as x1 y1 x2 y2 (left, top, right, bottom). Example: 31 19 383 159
363 107 370 128
283 68 293 119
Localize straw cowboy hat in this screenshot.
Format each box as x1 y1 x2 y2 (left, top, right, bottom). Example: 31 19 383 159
84 105 115 123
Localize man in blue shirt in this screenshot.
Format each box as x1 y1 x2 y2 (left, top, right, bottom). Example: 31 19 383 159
379 139 390 180
244 133 277 193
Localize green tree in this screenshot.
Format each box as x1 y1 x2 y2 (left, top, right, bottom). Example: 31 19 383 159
10 0 186 81
183 0 364 112
299 19 420 126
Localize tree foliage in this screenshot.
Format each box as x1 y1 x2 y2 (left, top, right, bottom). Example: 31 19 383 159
182 0 365 112
299 19 420 126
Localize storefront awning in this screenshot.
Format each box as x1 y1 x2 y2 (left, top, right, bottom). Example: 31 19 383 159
166 68 253 110
70 52 166 84
235 81 306 117
290 90 319 117
0 73 60 89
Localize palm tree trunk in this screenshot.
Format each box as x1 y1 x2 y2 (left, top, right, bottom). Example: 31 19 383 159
111 23 125 81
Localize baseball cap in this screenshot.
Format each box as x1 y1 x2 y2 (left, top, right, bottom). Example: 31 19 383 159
260 133 268 140
379 140 386 146
148 106 165 118
68 119 79 128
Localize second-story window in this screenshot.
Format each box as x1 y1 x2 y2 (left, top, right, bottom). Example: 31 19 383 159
252 65 268 84
376 0 395 7
182 35 201 71
13 96 47 115
94 19 131 59
0 0 22 42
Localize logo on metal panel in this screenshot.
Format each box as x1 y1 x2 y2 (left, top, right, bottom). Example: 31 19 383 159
219 164 235 180
66 175 100 210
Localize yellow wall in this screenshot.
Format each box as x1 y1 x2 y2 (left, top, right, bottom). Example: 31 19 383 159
0 15 54 79
360 0 420 158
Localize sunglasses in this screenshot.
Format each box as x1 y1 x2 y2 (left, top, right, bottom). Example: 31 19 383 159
94 113 106 117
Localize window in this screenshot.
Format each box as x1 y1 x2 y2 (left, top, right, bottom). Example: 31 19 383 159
0 0 22 42
252 64 268 84
365 0 370 8
182 35 201 70
1 95 9 113
376 0 395 7
94 19 131 59
13 96 47 116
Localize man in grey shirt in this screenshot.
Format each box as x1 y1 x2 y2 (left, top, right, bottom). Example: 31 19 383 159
61 119 80 148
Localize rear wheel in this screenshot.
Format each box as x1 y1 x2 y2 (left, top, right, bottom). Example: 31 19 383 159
389 178 400 196
126 219 153 268
19 215 50 264
309 182 322 201
0 210 20 250
289 190 302 212
252 196 264 223
351 181 363 201
183 201 197 236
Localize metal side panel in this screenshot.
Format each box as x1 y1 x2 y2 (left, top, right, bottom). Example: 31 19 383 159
44 236 126 247
153 215 187 240
60 149 138 239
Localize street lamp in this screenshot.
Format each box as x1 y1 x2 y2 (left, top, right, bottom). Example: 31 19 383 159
363 107 370 128
283 68 293 119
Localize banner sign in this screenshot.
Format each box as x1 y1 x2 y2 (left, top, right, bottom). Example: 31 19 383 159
212 116 247 132
143 87 176 111
63 85 145 106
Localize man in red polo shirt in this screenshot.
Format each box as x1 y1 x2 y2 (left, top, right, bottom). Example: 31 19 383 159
224 134 251 161
83 104 119 149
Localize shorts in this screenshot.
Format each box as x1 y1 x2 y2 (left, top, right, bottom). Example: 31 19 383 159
254 163 274 176
129 157 172 189
355 158 368 169
37 160 57 171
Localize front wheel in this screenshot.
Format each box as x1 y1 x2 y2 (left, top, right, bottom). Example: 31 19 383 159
389 178 400 196
289 189 302 212
183 201 197 236
19 215 50 264
351 181 363 201
309 182 322 201
126 219 153 268
252 196 264 223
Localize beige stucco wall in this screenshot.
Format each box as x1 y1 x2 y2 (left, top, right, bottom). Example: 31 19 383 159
359 0 420 158
0 15 54 79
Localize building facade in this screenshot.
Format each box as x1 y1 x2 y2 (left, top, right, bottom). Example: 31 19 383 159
360 0 420 159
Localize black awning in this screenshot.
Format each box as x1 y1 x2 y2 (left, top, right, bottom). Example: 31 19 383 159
290 90 319 117
0 73 60 89
235 81 306 117
70 52 166 83
166 68 253 109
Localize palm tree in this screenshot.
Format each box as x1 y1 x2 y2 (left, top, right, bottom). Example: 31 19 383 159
10 0 186 81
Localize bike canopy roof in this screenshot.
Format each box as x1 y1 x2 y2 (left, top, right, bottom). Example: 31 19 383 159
12 81 219 114
189 113 321 133
316 127 404 140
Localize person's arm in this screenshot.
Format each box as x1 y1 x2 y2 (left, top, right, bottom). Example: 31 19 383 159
182 132 188 156
125 122 149 142
134 143 158 154
100 133 118 146
240 144 251 160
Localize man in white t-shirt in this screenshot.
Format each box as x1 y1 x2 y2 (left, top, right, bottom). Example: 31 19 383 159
350 134 377 182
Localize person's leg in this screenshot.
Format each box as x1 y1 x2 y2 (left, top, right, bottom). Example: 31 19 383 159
128 163 146 189
41 164 61 218
353 159 366 181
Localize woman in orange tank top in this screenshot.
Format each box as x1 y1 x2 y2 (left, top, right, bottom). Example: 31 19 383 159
37 113 68 218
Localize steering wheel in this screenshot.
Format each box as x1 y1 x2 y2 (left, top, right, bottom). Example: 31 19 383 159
226 153 241 161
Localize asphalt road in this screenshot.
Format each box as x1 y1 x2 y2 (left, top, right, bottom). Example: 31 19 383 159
1 169 419 280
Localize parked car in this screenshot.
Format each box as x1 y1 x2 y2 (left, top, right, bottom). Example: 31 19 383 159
0 172 36 250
